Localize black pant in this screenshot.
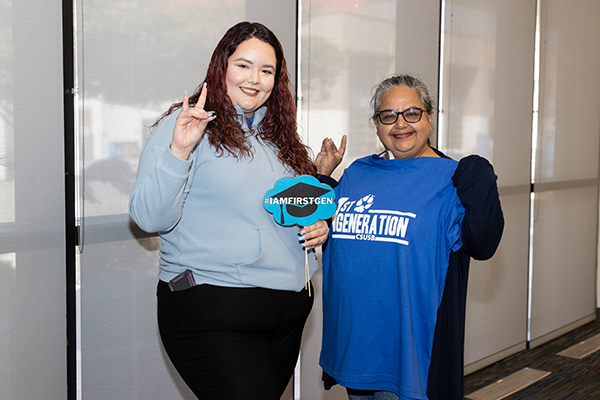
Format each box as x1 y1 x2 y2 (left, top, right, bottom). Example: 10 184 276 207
157 280 314 400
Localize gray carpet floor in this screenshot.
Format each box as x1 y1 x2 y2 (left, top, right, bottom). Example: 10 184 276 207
463 319 600 399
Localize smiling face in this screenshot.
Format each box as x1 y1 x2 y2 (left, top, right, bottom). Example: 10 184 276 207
375 86 435 159
225 37 277 118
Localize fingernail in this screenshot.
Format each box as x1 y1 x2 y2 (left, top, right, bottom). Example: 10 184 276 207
208 115 216 121
299 230 305 235
203 82 207 88
184 90 187 95
298 235 306 241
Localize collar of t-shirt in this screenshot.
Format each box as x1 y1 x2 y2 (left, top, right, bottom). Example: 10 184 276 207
246 115 255 129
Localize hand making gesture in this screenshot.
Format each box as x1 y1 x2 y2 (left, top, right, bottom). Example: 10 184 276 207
315 135 347 176
170 83 216 160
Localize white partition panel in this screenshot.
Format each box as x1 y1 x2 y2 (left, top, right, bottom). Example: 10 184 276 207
75 2 299 399
529 0 600 345
439 0 536 372
0 0 67 398
297 1 441 398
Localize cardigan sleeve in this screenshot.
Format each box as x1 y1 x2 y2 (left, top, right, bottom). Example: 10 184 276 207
452 155 504 260
316 174 339 188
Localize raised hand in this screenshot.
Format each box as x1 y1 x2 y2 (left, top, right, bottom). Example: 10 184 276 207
315 135 347 176
170 83 216 160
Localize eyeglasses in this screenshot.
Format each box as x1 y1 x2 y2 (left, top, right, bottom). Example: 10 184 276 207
375 108 428 125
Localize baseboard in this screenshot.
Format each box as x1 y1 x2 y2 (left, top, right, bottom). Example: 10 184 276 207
464 342 527 376
529 313 597 350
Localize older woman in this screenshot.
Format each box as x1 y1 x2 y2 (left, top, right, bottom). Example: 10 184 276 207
317 75 504 400
130 22 328 399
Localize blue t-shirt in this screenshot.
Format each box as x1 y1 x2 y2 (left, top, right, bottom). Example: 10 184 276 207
320 154 465 399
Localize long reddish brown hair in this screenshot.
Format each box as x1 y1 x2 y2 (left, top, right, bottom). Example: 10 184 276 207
154 22 316 176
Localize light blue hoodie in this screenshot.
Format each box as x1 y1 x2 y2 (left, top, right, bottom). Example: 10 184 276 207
129 106 317 291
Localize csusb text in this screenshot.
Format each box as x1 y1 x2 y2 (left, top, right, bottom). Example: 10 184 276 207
332 200 415 245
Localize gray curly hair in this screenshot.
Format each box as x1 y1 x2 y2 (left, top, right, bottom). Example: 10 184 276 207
370 75 435 118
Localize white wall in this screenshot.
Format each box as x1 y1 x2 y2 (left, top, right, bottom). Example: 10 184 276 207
0 0 68 398
439 0 536 372
528 0 600 346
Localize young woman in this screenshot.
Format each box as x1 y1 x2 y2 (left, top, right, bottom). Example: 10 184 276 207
130 22 328 399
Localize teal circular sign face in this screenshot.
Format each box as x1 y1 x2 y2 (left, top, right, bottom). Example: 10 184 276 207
263 175 336 227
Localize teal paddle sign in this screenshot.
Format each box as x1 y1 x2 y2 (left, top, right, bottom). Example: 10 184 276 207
264 175 336 226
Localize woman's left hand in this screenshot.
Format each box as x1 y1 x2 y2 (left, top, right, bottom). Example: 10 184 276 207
301 220 329 250
316 136 347 176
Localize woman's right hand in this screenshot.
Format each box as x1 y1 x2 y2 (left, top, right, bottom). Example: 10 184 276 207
316 135 347 176
170 83 215 160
